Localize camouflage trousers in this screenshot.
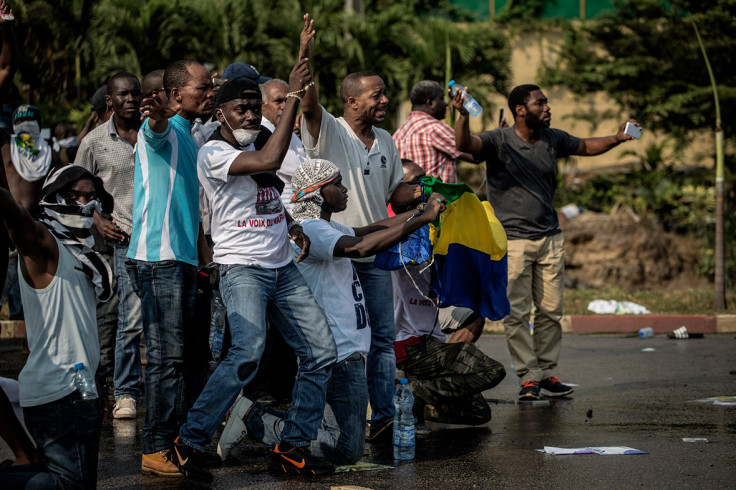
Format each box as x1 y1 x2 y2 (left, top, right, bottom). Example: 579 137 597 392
398 336 506 425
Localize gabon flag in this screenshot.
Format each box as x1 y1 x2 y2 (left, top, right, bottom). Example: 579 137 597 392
421 176 510 321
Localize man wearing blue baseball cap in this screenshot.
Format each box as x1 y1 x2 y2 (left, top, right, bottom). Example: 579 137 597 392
222 62 271 84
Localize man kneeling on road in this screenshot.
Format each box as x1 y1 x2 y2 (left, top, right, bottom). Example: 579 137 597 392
217 158 446 465
391 160 506 428
0 165 114 488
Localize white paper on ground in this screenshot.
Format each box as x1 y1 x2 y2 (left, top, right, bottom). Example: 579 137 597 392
682 438 708 442
693 396 736 405
540 446 648 455
587 299 651 315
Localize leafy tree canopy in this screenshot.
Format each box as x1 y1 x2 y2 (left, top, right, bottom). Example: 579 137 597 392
539 0 736 147
8 0 510 131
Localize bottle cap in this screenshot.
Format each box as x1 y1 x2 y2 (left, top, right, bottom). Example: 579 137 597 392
74 363 84 370
449 80 456 87
399 378 408 384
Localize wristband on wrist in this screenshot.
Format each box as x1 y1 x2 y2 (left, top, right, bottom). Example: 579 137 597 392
286 80 315 100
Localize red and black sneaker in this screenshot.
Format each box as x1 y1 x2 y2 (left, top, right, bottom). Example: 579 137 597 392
540 376 574 397
172 436 214 482
518 380 541 401
269 440 335 477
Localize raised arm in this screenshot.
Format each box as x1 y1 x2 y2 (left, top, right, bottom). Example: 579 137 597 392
574 119 639 156
0 1 18 103
0 186 58 279
228 58 313 175
451 88 483 155
334 193 446 258
299 13 322 145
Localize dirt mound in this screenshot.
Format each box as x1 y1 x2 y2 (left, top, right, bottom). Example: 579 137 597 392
561 208 708 291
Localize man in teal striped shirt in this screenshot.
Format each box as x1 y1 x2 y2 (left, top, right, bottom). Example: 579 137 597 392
126 59 215 478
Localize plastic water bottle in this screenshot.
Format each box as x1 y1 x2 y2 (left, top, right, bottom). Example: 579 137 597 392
73 363 98 400
393 378 415 460
449 80 483 117
638 327 654 338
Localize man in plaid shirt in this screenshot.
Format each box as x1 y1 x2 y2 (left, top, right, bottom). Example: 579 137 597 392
393 80 477 183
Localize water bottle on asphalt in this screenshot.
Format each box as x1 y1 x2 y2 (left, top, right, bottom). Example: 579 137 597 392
73 363 98 400
393 378 415 460
449 80 483 117
638 327 654 338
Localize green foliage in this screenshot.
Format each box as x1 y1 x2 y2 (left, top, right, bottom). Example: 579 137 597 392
8 0 510 133
496 0 550 22
539 0 736 144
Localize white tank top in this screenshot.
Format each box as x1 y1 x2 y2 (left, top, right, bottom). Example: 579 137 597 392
18 235 99 407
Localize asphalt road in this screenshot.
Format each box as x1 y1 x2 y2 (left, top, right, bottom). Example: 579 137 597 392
2 333 735 489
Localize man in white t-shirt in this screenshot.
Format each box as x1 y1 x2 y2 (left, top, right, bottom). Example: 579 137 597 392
299 14 423 441
171 53 339 482
217 158 445 465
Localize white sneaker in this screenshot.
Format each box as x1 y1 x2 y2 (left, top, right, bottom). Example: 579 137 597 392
217 395 254 461
113 397 137 419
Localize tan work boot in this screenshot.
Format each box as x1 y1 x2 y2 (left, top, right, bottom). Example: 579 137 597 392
141 449 184 478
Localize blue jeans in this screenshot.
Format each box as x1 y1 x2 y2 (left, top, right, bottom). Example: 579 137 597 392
113 244 143 400
353 261 396 427
0 391 102 489
247 352 368 464
95 251 118 385
179 261 336 450
126 259 196 454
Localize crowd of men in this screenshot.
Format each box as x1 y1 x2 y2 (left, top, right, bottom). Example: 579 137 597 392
0 7 639 488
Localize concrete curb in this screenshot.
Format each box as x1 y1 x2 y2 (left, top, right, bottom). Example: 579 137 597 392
484 314 736 334
0 320 25 340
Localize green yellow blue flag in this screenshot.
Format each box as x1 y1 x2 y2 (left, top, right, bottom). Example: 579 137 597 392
422 176 510 320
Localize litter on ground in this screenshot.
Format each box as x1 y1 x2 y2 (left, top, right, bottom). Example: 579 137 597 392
538 446 648 455
693 396 736 406
587 300 651 315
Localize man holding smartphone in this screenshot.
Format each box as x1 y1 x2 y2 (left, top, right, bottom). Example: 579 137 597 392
75 71 143 420
454 83 638 401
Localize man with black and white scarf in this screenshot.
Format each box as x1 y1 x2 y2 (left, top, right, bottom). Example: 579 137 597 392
0 164 113 488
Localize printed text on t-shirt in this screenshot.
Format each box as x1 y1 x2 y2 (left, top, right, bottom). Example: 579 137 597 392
237 213 285 228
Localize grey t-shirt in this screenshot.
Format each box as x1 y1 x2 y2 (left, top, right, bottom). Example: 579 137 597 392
478 126 580 240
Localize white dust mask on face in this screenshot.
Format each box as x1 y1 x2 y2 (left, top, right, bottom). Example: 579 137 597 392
232 128 260 147
221 111 260 147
